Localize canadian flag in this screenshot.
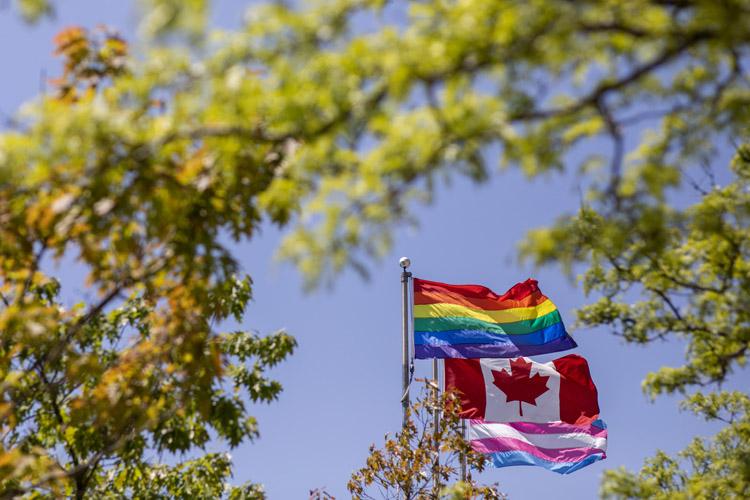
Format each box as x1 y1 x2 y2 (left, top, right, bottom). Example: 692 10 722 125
444 355 600 425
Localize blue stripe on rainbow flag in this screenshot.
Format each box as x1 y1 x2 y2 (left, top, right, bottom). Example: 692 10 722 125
414 321 567 346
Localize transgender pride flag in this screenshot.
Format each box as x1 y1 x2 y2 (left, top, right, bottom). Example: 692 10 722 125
468 419 608 474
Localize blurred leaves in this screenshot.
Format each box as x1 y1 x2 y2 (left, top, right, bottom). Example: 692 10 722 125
14 0 53 23
138 0 208 42
51 26 129 102
3 0 750 496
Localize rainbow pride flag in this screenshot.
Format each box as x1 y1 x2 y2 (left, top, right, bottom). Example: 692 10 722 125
413 278 576 359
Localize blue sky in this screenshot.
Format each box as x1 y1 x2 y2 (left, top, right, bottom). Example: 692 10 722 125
0 2 727 498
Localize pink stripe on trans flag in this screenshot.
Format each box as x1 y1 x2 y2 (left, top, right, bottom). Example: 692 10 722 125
504 420 608 438
468 419 607 469
469 419 607 438
469 421 607 448
471 437 605 463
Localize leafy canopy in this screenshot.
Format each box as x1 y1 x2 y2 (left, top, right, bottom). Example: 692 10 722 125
0 18 296 500
525 142 750 499
3 0 750 497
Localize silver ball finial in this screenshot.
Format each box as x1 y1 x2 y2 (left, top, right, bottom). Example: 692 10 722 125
399 257 411 269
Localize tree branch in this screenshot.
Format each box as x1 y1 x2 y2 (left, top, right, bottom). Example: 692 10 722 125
509 29 715 122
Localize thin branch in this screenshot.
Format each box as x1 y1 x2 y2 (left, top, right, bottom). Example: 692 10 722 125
36 368 80 468
579 21 650 38
33 283 126 378
17 242 48 306
595 97 625 204
646 255 726 294
710 48 743 113
648 287 686 324
508 29 715 122
618 102 693 126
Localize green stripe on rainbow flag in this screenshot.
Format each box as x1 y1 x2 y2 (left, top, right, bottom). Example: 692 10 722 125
414 309 562 335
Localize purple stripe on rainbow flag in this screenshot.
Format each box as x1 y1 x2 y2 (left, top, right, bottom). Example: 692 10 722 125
414 335 577 359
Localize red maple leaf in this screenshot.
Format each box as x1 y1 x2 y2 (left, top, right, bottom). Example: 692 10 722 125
491 358 550 417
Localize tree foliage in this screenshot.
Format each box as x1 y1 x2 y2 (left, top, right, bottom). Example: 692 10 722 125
600 391 750 499
0 23 296 498
348 387 500 499
232 0 750 289
12 0 54 23
526 142 750 498
525 145 750 397
241 1 749 495
3 0 750 497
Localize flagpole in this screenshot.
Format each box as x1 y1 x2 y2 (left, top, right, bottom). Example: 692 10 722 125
399 257 412 428
460 419 467 482
432 358 440 495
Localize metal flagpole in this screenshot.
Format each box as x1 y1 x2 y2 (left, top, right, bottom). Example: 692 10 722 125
432 358 440 495
460 419 467 482
399 257 412 428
